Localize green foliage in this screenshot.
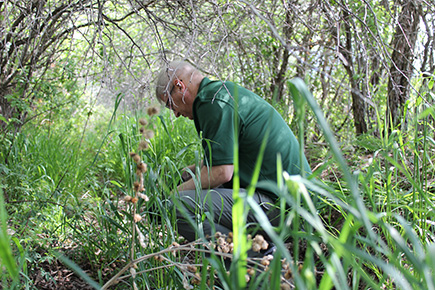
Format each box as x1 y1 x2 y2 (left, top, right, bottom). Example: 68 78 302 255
2 75 435 289
1 0 434 288
0 190 19 287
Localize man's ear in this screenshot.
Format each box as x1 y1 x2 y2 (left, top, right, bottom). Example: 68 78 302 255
173 79 186 92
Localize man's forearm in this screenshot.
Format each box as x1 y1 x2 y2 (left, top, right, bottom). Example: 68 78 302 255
177 164 234 191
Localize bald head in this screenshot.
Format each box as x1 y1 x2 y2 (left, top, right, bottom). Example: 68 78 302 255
155 61 204 119
155 61 204 100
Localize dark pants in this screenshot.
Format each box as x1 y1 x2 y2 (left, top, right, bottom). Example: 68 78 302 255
173 188 280 242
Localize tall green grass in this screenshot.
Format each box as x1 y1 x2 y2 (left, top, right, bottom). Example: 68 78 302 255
1 78 435 289
100 78 435 290
0 189 20 288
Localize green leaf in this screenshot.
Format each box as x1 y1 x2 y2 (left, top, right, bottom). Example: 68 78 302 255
0 190 18 279
109 180 124 189
417 106 435 120
0 115 8 124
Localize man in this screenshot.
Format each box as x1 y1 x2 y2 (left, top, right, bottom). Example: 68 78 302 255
155 60 311 243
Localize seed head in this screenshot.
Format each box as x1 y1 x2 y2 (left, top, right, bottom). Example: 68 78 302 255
137 227 146 248
187 265 197 273
139 118 148 126
280 283 291 290
134 214 142 222
137 162 147 173
134 181 140 192
138 193 149 202
130 267 136 278
143 129 154 140
284 269 292 280
261 255 273 266
217 237 226 246
138 140 149 151
252 243 261 252
282 260 289 270
221 245 230 253
247 268 255 276
253 234 265 243
251 234 268 252
261 240 269 250
147 106 160 116
124 195 132 202
130 152 141 164
191 272 201 285
131 197 139 204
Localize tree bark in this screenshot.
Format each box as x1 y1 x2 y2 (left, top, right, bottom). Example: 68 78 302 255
270 1 294 101
387 0 420 130
340 8 368 135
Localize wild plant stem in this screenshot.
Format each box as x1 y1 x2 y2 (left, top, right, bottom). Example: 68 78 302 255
131 204 136 264
101 237 292 289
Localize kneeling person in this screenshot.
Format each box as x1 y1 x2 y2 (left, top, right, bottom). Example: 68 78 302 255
155 60 311 243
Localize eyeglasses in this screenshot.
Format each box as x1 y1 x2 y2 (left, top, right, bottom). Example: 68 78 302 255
165 85 175 109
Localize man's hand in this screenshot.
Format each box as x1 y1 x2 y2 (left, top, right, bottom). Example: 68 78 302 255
179 163 198 183
181 170 193 182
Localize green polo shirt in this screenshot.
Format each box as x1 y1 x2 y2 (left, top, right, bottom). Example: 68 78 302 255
193 77 311 198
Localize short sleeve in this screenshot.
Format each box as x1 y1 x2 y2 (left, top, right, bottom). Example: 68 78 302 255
196 99 235 166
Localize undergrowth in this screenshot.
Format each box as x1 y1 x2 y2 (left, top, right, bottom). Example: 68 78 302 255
1 80 435 289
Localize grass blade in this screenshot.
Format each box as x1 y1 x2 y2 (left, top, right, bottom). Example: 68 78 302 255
56 252 101 289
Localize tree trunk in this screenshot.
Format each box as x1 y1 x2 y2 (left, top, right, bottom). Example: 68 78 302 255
340 8 368 135
387 0 420 131
270 2 294 101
